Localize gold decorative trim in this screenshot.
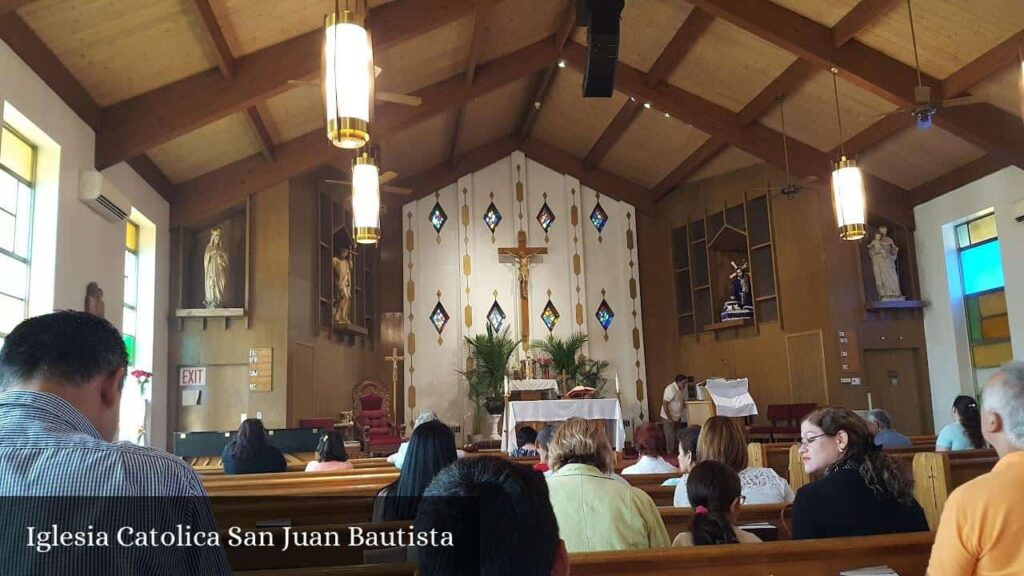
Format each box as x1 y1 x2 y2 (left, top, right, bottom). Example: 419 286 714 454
516 164 525 236
571 187 584 328
625 212 645 416
462 187 472 328
406 211 417 410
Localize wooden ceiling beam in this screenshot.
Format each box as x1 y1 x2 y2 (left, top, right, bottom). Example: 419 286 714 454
192 0 235 79
127 155 176 203
0 0 33 17
943 30 1024 98
517 1 577 140
653 58 819 200
244 106 275 163
447 5 490 168
0 12 101 129
912 154 1009 206
96 0 488 169
582 99 641 170
831 112 907 158
172 36 558 226
831 0 901 48
688 0 1024 170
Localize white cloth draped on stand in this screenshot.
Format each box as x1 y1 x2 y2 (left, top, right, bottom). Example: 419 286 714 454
509 379 559 392
704 378 758 417
502 399 626 453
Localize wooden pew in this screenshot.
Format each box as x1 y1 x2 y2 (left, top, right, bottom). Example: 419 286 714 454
913 452 998 529
236 532 932 576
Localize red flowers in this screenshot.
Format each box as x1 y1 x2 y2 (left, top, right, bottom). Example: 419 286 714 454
131 370 152 381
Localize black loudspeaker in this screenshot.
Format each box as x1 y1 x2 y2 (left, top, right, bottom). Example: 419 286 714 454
580 0 624 98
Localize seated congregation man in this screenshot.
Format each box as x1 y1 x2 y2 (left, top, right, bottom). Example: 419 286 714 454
864 409 913 449
415 456 569 576
0 311 230 574
928 361 1024 575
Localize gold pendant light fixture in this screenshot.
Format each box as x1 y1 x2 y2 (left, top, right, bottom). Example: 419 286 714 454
351 151 381 244
830 67 867 241
324 0 373 149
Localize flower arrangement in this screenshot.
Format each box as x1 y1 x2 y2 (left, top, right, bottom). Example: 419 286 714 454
131 369 153 397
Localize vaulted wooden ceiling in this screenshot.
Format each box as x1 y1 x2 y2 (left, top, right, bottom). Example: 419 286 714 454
1 0 1021 225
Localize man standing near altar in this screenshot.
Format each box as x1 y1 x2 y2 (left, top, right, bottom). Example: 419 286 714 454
661 374 687 452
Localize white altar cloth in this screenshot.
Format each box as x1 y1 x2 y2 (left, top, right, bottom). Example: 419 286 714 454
502 398 625 453
509 379 559 392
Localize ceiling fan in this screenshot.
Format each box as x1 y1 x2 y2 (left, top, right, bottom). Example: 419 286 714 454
288 65 422 107
325 169 411 195
750 95 817 200
865 0 981 129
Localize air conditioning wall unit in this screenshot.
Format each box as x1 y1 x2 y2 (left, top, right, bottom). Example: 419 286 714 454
79 170 131 222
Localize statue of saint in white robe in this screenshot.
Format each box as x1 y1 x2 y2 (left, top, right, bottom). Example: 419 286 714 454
867 227 903 301
204 227 228 308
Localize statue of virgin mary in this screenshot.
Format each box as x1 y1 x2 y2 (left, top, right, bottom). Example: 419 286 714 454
204 227 228 308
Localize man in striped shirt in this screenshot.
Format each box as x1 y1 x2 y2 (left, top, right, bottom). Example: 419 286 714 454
0 311 231 574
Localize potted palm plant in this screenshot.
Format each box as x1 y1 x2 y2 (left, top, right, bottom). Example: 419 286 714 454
460 325 520 438
531 332 588 394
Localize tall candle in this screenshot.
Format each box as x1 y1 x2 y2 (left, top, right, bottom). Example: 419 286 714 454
504 376 509 396
615 373 620 395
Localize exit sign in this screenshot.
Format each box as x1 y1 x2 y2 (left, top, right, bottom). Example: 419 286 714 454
179 366 206 386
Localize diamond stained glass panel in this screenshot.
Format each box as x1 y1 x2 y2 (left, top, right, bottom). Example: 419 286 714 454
536 203 556 232
590 202 608 233
487 301 506 332
429 203 448 233
430 302 450 334
595 299 614 331
541 300 560 332
483 202 502 233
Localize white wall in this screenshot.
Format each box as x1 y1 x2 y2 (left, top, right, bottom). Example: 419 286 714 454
914 166 1024 429
0 39 171 449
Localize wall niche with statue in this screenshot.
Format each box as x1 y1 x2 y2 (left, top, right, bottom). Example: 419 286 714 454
318 182 378 343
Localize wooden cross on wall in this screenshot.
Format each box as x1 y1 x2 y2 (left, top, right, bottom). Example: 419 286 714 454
498 232 547 352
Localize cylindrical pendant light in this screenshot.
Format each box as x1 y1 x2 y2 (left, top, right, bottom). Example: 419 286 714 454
352 151 381 244
324 2 372 149
830 68 866 241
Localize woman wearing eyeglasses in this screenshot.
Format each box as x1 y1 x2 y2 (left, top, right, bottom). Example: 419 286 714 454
792 407 928 540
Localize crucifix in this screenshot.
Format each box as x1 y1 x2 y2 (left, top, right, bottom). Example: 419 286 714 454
384 347 404 424
498 232 548 352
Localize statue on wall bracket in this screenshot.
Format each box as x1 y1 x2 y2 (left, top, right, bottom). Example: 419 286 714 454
868 225 904 301
203 226 229 309
84 282 105 318
333 248 355 325
720 260 754 321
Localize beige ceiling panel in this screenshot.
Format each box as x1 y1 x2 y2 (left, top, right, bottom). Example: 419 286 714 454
768 0 861 28
261 86 324 144
213 0 396 58
667 19 798 112
148 113 260 183
477 0 565 65
599 112 709 188
380 110 456 179
970 65 1024 117
759 70 900 152
456 77 532 156
374 16 475 96
19 0 217 106
860 126 987 189
531 68 628 158
617 0 693 73
856 0 1024 79
690 146 762 182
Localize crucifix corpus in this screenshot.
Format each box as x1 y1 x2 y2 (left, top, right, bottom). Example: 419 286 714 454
384 347 404 423
498 233 547 352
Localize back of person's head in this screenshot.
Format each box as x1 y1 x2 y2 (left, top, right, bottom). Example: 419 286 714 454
316 430 348 463
674 374 686 383
536 425 557 451
385 419 458 520
234 418 270 459
678 425 701 470
0 311 128 391
634 422 668 458
548 417 613 474
414 409 439 429
953 395 985 449
686 460 742 545
983 361 1024 449
516 425 538 448
415 457 567 576
804 406 915 506
865 409 893 430
697 416 748 473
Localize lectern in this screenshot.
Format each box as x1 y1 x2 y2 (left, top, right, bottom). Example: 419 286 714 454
686 400 716 427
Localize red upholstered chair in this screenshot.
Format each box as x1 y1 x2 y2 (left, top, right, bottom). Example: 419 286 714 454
353 379 404 456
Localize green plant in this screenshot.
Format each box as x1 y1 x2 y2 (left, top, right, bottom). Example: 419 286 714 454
577 356 610 397
460 325 520 415
531 332 588 393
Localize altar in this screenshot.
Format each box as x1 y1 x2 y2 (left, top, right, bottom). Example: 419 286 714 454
502 398 625 453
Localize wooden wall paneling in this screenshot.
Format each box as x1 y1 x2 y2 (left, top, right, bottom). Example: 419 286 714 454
690 147 762 181
288 342 315 425
786 330 829 406
638 212 680 420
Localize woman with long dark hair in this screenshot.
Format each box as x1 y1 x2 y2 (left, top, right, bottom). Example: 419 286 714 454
373 419 458 521
305 430 353 472
936 395 986 451
221 418 286 475
673 460 762 546
792 407 928 539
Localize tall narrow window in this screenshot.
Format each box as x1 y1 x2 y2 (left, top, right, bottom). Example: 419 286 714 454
0 126 35 347
956 213 1012 393
123 221 139 365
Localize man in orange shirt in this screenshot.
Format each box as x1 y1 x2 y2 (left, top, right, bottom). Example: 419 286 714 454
928 361 1024 576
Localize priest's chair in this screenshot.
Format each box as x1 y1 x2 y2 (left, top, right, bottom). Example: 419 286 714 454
353 378 404 456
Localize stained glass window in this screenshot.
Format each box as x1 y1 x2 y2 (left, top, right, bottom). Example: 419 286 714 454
483 202 502 233
536 203 555 233
487 300 506 332
430 301 450 334
595 299 615 331
960 240 1004 295
429 203 448 233
541 300 560 332
590 202 608 233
